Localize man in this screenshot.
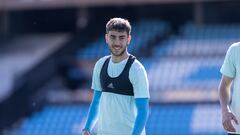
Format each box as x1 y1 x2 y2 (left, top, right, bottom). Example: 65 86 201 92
82 18 150 135
219 42 240 135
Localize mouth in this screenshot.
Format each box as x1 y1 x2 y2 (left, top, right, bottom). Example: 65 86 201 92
113 46 121 50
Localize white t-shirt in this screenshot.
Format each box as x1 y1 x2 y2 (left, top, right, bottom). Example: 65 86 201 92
91 55 150 135
220 42 240 134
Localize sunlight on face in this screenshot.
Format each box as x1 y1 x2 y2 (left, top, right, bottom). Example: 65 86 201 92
106 30 131 57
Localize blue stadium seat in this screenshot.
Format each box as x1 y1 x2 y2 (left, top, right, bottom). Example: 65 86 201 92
10 104 225 135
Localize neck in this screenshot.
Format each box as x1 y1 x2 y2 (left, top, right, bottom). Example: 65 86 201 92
111 52 129 63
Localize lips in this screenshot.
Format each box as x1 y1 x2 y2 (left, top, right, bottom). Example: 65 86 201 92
113 46 121 50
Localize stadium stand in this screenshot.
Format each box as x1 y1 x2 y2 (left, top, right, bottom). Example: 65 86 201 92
0 34 69 102
6 20 237 135
8 104 225 135
148 23 240 102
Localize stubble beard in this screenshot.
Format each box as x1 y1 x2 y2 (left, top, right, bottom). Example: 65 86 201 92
110 47 127 57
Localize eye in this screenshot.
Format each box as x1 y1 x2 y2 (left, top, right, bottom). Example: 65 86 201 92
110 35 116 40
119 36 125 40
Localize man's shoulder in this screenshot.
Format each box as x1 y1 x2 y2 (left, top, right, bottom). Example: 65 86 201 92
131 58 146 71
228 42 240 54
230 42 240 49
95 55 111 66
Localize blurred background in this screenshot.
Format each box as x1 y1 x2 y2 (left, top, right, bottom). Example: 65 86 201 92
0 0 240 135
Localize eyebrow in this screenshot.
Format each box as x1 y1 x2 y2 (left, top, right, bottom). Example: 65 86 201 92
119 35 126 38
109 34 126 38
110 35 116 38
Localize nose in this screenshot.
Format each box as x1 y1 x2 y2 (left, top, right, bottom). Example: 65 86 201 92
114 39 121 45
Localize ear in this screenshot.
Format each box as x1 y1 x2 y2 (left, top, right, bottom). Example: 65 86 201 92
105 34 108 44
127 35 131 44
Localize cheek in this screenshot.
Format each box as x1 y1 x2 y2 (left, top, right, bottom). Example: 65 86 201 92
124 39 129 44
125 40 129 45
107 42 113 48
108 41 113 46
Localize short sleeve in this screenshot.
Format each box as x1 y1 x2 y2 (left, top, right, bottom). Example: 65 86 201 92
220 44 236 78
129 60 150 98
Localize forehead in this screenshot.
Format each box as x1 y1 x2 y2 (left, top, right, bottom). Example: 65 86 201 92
107 30 128 36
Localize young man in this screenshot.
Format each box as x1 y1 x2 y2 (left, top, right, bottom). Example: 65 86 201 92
219 42 240 135
82 18 150 135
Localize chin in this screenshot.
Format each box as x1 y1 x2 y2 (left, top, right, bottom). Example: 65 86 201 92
111 49 125 56
111 51 120 56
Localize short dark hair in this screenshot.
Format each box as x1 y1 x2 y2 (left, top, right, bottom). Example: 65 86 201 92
106 18 131 35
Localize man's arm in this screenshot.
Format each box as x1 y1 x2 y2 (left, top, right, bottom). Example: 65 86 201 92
132 98 149 135
219 75 238 132
82 90 102 134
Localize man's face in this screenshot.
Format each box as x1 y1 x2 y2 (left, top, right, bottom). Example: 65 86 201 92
105 30 131 57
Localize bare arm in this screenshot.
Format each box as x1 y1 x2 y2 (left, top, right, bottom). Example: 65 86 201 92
219 75 233 113
219 75 238 132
